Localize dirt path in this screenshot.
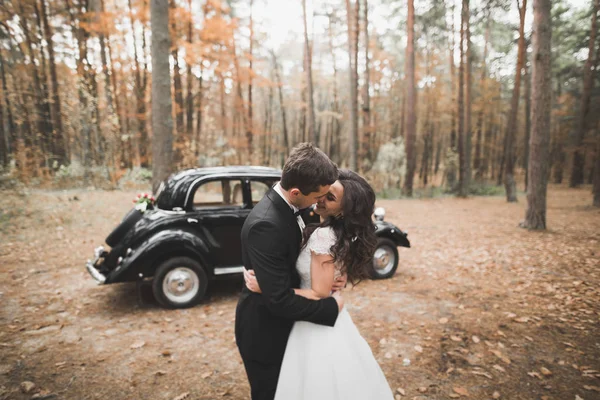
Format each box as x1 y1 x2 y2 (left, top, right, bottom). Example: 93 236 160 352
1 186 599 400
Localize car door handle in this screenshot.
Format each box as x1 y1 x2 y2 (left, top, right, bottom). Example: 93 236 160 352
187 218 198 224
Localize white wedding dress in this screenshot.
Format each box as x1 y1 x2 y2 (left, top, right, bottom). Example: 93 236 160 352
274 227 395 400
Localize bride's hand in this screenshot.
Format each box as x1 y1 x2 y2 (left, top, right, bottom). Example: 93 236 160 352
244 268 262 293
331 273 347 292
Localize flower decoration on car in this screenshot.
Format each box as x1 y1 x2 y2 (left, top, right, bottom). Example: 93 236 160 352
133 192 155 212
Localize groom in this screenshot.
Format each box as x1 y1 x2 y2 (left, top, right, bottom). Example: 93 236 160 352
235 143 345 400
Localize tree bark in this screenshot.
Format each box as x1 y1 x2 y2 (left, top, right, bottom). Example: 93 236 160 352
170 0 184 162
457 0 467 196
361 0 372 168
523 57 532 190
247 0 254 158
465 0 473 191
523 0 551 229
302 0 317 143
40 0 66 166
403 0 416 196
272 51 290 156
474 2 490 182
504 0 527 202
570 0 599 187
151 0 173 193
186 0 194 138
346 0 359 171
129 0 147 167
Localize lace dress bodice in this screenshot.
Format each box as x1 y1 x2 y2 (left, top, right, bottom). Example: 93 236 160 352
295 227 338 289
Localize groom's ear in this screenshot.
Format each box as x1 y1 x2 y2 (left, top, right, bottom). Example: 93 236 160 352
289 188 301 198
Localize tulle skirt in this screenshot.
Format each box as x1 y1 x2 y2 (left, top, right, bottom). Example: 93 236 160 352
274 308 395 400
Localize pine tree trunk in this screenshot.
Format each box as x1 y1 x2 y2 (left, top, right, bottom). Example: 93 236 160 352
403 0 416 196
40 0 66 166
523 0 551 229
474 4 490 181
362 0 372 169
129 0 146 167
0 47 16 161
186 0 194 138
504 0 527 202
302 0 317 144
247 0 254 159
346 0 359 171
195 70 203 159
465 0 473 191
570 0 599 187
170 0 184 162
593 125 600 206
457 0 467 197
523 59 532 190
327 13 341 164
272 51 290 156
151 0 173 193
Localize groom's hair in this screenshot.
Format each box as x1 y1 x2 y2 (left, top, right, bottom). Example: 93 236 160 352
281 143 338 195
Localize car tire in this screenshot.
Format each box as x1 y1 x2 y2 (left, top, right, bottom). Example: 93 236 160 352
369 238 399 280
105 208 143 247
152 257 208 309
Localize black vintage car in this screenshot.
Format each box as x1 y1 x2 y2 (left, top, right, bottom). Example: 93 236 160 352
86 166 410 308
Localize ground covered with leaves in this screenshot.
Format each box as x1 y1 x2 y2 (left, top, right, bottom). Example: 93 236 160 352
0 186 599 400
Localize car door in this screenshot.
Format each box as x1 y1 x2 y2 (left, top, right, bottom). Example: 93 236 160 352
186 178 250 272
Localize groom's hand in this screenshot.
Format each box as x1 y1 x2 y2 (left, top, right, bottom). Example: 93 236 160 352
331 274 347 292
332 291 344 312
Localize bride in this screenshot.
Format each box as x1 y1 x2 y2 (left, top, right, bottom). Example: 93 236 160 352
244 170 394 400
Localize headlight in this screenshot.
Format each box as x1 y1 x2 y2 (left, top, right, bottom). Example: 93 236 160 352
374 207 386 221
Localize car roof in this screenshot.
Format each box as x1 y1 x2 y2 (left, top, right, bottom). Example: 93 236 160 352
170 166 282 180
156 166 282 209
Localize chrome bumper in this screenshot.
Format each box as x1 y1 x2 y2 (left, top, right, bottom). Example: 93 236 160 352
86 246 107 284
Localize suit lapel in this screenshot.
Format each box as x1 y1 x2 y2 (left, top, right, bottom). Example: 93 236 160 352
265 189 302 254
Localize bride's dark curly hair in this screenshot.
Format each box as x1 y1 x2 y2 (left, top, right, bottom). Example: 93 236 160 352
302 169 377 285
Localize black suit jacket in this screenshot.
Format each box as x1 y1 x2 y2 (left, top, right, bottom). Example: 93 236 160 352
235 188 339 363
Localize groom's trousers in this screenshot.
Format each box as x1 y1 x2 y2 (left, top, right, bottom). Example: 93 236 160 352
241 356 282 400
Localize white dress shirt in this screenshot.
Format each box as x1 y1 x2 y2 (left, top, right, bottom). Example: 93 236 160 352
273 183 306 231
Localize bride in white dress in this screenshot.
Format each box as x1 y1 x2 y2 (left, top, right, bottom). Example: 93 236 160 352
245 170 394 400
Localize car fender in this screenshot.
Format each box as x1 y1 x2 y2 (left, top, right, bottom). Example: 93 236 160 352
375 221 411 248
105 229 210 284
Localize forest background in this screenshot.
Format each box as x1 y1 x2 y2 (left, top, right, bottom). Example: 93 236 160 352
0 0 599 220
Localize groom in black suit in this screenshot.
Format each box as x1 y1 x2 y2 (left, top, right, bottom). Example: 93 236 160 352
235 143 344 400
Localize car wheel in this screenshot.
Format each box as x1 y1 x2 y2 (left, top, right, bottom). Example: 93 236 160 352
369 238 399 280
152 257 208 309
105 208 143 247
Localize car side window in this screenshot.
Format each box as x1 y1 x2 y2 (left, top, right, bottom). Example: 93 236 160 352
193 180 244 209
250 180 278 205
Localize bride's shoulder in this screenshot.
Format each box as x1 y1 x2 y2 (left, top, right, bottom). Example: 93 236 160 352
311 226 337 242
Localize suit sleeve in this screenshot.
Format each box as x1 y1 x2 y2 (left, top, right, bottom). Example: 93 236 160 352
247 220 339 327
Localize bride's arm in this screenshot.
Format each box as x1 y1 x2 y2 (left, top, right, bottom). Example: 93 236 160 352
293 251 336 300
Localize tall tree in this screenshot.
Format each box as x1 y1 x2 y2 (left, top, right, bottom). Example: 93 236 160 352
474 2 491 181
504 0 527 202
569 0 599 187
346 0 359 171
403 0 416 196
457 0 467 196
362 0 372 167
40 0 66 166
464 0 472 191
185 0 194 138
271 51 290 157
302 0 316 143
522 0 551 229
151 0 173 193
247 0 254 158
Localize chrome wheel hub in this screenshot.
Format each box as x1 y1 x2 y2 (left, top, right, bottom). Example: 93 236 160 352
373 246 395 275
163 268 199 304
